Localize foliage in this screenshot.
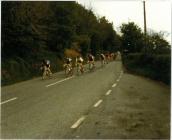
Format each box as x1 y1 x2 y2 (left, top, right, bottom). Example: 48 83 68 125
3 1 170 86
120 22 171 55
120 22 144 53
64 49 80 58
145 33 171 55
2 1 121 85
122 53 171 85
120 22 171 85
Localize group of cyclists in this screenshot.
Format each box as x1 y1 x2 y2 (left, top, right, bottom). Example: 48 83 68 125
40 52 117 79
63 53 96 77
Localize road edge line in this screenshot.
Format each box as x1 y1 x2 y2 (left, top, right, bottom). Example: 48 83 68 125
71 116 86 129
46 76 75 87
94 99 103 107
0 97 18 105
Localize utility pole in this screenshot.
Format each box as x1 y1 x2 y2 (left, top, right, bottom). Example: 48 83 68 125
143 0 147 35
143 0 147 53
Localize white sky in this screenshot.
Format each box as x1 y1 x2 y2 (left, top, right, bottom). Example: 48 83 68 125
76 0 172 44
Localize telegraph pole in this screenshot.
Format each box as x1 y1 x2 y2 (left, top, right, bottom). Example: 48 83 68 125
143 0 147 53
143 0 147 35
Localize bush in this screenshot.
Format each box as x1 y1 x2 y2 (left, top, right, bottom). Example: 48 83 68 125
122 53 171 85
1 51 64 86
2 58 31 85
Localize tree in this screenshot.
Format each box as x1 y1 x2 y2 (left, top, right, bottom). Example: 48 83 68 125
146 32 171 54
1 1 122 85
120 22 144 53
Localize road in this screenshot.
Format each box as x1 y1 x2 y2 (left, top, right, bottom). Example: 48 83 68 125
1 59 170 139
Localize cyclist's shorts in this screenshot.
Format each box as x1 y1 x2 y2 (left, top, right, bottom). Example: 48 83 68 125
66 61 70 64
46 64 50 68
77 60 83 63
89 60 94 63
89 58 93 61
101 55 105 60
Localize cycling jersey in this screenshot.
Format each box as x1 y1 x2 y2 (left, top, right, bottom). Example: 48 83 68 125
100 54 105 60
77 57 83 63
66 58 72 64
88 55 94 61
47 60 50 64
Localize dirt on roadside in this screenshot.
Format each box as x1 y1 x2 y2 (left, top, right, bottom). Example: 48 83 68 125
70 72 170 139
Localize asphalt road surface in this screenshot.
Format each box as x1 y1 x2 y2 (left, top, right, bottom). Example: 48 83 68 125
1 59 170 139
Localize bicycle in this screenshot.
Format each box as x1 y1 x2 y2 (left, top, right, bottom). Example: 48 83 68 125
41 66 52 80
88 61 95 71
65 64 73 77
76 63 84 75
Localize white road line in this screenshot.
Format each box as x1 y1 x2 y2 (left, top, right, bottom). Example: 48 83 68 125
94 99 103 107
120 72 123 77
0 97 17 105
112 83 117 87
116 79 120 82
106 90 112 96
71 116 86 129
46 76 75 87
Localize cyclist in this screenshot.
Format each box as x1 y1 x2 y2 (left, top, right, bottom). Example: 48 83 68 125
64 57 73 76
100 53 105 67
87 53 95 70
105 53 110 64
41 59 52 80
110 53 115 61
75 55 84 74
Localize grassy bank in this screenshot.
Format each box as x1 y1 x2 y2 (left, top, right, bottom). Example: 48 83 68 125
1 51 64 86
122 53 171 85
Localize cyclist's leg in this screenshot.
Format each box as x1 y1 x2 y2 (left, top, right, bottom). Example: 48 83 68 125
79 63 83 73
89 61 93 70
66 64 72 76
76 63 79 74
42 66 47 79
65 65 70 77
101 59 103 67
64 64 67 74
89 62 92 70
48 68 52 77
81 63 84 73
70 64 73 75
93 61 95 68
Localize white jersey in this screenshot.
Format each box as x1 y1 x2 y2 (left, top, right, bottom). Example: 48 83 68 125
76 57 83 63
100 54 105 59
46 60 50 65
69 58 72 62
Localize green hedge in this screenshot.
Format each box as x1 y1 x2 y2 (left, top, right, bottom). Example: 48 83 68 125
1 51 64 86
122 53 171 85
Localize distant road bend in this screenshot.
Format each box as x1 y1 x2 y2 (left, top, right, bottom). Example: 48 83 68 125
1 57 170 139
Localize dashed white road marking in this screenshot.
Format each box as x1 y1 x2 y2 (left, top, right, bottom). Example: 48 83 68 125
0 97 17 105
94 99 103 107
71 116 86 129
116 79 120 82
112 83 117 87
106 90 112 95
46 76 75 87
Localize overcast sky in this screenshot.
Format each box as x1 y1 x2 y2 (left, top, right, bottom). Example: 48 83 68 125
76 0 171 44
